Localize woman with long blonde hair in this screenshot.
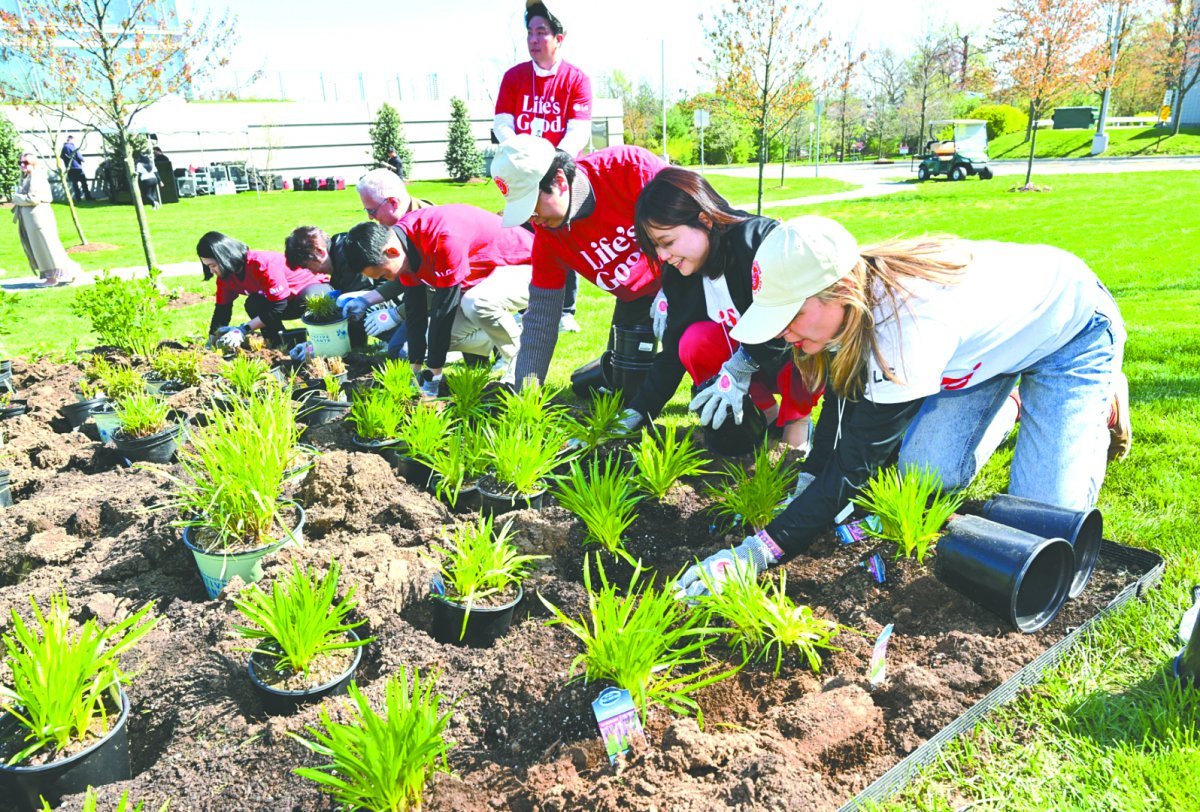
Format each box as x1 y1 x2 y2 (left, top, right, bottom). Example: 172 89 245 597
676 215 1127 599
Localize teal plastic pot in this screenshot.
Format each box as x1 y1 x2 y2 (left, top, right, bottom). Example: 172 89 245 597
181 502 306 599
301 315 350 358
90 403 122 443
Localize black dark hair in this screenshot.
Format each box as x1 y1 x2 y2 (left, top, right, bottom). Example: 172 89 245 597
196 231 248 280
525 3 564 36
285 225 329 269
538 149 576 194
342 221 393 275
634 167 750 280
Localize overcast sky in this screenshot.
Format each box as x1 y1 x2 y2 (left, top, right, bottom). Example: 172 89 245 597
179 0 1002 97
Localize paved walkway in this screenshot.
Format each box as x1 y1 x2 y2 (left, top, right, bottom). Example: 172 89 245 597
1 261 197 292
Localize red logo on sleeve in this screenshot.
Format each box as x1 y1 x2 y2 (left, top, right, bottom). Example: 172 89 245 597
494 177 509 196
751 260 762 294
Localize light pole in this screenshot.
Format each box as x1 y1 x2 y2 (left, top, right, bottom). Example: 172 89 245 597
694 109 709 173
1092 4 1124 156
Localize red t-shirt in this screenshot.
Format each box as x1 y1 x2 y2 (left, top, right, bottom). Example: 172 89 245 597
395 204 533 290
214 249 329 305
495 60 592 150
531 146 666 302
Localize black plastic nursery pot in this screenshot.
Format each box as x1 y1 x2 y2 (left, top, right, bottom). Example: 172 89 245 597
279 327 309 351
695 388 768 457
980 494 1102 600
247 630 364 716
610 355 653 405
427 474 481 512
296 392 350 427
112 417 187 464
0 399 29 420
570 352 613 399
60 396 110 430
431 584 524 647
478 483 546 518
611 323 658 359
0 361 13 393
935 514 1073 633
0 469 11 508
392 453 434 489
350 433 407 466
0 687 131 811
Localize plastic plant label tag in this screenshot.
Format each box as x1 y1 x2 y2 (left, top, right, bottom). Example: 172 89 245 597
859 553 886 584
429 574 446 597
836 514 881 545
592 687 645 764
868 623 894 686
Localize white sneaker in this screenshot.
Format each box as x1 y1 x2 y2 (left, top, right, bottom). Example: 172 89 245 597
559 314 581 333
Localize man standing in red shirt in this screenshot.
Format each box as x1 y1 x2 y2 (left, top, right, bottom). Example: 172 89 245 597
490 134 669 428
340 205 533 394
494 0 592 334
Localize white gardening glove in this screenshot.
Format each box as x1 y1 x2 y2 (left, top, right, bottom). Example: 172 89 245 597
364 307 401 337
216 324 250 350
617 408 643 434
339 296 370 320
289 341 315 362
674 530 784 601
650 290 669 341
689 348 757 430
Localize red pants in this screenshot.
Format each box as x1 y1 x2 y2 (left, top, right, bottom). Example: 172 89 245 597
678 321 822 425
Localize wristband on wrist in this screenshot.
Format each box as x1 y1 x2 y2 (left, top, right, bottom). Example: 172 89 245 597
754 528 784 562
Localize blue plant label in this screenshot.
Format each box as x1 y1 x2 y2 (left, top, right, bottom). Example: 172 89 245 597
859 553 886 584
837 514 881 545
869 623 894 687
592 687 644 764
429 574 446 597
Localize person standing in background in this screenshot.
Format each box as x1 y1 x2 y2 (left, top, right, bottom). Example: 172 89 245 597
59 136 93 201
385 148 405 179
12 153 80 286
494 0 593 334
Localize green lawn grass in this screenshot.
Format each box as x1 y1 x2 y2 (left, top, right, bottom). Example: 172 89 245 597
2 170 1198 809
705 173 857 206
989 125 1200 160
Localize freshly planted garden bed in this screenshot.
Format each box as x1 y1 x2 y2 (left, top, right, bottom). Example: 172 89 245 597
0 355 1161 811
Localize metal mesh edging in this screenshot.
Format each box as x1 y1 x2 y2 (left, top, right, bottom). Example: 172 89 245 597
837 540 1166 811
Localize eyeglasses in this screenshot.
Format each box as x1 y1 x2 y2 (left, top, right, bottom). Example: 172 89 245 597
19 160 31 166
363 198 388 218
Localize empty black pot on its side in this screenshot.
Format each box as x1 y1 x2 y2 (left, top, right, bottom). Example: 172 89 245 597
693 381 767 457
296 392 351 427
248 630 363 716
431 584 523 647
0 688 131 811
980 494 1102 599
60 396 110 430
0 469 11 508
936 514 1073 634
0 399 29 420
570 352 613 399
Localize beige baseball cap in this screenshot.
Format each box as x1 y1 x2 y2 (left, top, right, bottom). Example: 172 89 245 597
729 215 861 345
491 134 557 228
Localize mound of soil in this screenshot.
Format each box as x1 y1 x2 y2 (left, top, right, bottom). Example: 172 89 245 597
0 356 1145 811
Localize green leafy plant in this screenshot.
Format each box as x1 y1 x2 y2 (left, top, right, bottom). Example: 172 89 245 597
232 559 373 680
167 385 305 552
322 374 344 401
115 391 172 438
399 400 454 461
303 293 342 325
219 355 273 398
552 453 642 565
444 364 494 421
630 427 708 499
70 269 167 357
348 386 403 441
41 786 170 812
540 556 735 722
496 378 566 433
422 423 487 509
291 669 452 812
0 592 157 764
485 420 568 497
150 348 203 387
852 463 966 563
373 358 418 403
697 566 842 675
707 444 797 532
429 515 544 639
97 364 145 401
567 389 628 451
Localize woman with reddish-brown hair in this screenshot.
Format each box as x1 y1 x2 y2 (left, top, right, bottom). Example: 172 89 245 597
631 167 821 450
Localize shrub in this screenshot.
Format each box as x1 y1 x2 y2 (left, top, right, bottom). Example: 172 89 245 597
70 269 167 357
444 97 483 182
0 110 22 202
972 103 1029 141
369 102 413 178
706 444 797 532
852 464 965 563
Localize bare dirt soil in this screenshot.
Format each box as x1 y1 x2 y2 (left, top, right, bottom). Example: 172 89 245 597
0 355 1143 811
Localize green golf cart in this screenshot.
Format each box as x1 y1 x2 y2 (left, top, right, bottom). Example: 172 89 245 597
915 119 993 181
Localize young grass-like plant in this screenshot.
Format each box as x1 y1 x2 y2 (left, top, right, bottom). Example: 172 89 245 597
219 355 272 398
496 378 566 433
150 348 203 387
444 364 494 421
0 592 157 764
485 420 568 497
115 391 172 438
98 364 145 401
540 556 735 722
233 559 373 679
348 387 403 441
291 670 453 812
423 423 487 509
41 787 169 812
303 293 342 324
430 515 544 639
322 374 344 401
552 453 642 565
400 400 455 461
567 389 628 451
853 463 966 563
630 427 708 499
707 444 797 531
373 358 418 403
697 566 842 675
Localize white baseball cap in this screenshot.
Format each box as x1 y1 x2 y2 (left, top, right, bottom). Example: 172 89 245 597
729 216 861 345
491 134 557 227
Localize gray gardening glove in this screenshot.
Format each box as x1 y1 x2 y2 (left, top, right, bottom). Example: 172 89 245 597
674 530 784 601
364 307 401 337
617 408 644 434
216 324 250 350
650 290 669 341
289 342 315 363
338 295 371 320
689 348 757 430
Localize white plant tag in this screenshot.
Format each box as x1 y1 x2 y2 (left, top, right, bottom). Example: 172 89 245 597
868 623 894 687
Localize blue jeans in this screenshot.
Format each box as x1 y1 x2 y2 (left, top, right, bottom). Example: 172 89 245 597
899 299 1124 511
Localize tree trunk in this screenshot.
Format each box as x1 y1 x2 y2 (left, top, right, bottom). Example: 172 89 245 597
756 124 766 215
1025 99 1035 143
120 133 157 271
1024 103 1039 186
1173 73 1185 137
780 135 786 186
50 149 88 246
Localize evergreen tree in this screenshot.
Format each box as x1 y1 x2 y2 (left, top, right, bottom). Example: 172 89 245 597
0 110 24 201
369 103 412 177
444 97 483 182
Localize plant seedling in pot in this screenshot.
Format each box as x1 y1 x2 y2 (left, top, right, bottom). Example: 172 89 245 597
399 400 455 461
853 463 965 563
706 444 797 532
150 348 204 387
567 389 628 452
0 591 157 764
219 356 273 399
321 375 345 403
348 386 404 441
444 364 494 422
696 564 843 675
97 365 145 402
422 423 487 509
496 378 567 433
540 555 736 722
428 515 545 640
630 426 708 499
373 358 419 404
40 787 169 812
114 392 172 439
552 452 642 565
483 420 569 499
232 559 373 686
290 668 453 812
303 294 343 325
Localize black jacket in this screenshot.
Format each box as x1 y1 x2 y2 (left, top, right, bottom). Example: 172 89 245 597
327 232 378 294
629 215 791 417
